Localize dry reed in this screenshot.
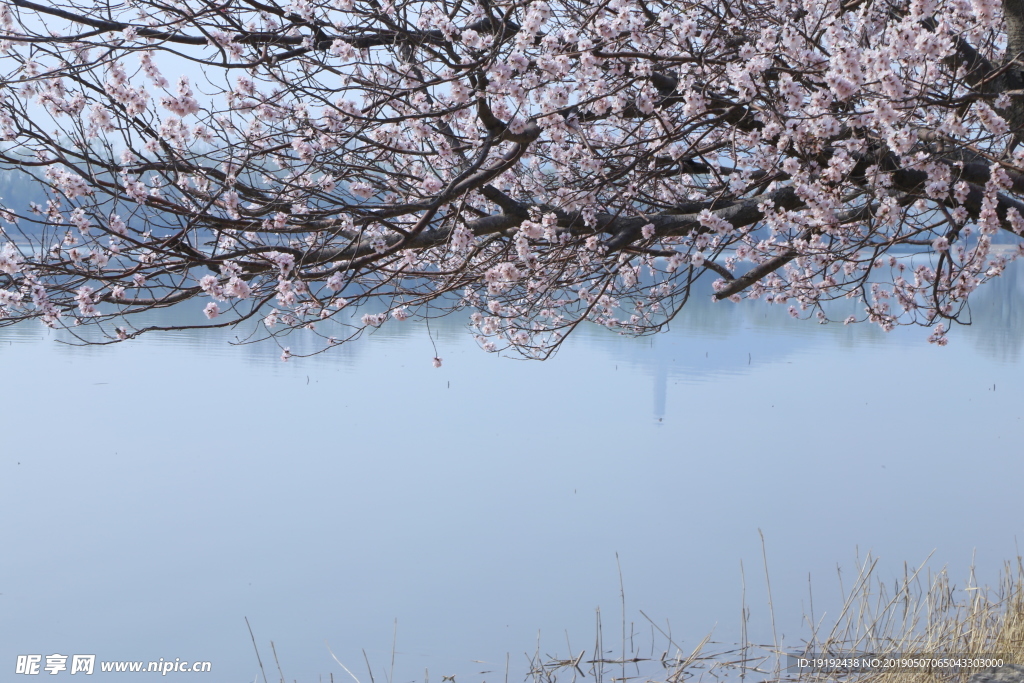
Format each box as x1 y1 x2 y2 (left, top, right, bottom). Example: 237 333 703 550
528 556 1024 683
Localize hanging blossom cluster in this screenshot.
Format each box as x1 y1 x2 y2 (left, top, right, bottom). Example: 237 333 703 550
0 0 1023 358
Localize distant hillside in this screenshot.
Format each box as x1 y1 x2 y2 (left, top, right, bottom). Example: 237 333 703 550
0 167 47 212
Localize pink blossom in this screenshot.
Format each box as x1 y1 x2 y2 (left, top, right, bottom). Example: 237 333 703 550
122 174 148 204
225 277 251 299
330 39 357 60
420 177 444 194
0 242 22 274
326 272 345 291
927 323 948 345
349 182 374 200
45 168 91 198
199 274 226 300
75 286 99 317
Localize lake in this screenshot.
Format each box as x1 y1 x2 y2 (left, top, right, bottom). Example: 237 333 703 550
1 264 1022 681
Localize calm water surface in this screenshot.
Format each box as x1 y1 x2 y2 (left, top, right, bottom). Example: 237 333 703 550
1 269 1023 681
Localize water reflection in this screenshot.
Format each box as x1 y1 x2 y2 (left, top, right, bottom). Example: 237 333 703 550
596 261 1024 418
15 258 1024 388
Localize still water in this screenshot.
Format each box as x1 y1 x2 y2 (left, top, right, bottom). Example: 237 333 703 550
1 268 1023 681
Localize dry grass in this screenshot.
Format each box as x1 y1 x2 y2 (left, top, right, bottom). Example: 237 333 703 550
785 556 1024 683
526 556 1024 683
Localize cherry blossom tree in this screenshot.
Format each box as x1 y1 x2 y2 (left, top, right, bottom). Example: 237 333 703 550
1 0 1023 358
